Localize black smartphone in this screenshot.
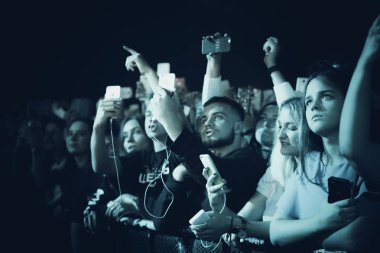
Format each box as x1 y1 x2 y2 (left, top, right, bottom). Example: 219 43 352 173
327 176 352 203
201 34 231 55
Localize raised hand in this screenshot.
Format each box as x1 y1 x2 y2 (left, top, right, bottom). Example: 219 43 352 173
150 87 183 130
93 98 122 128
359 14 380 66
263 36 280 68
123 45 152 74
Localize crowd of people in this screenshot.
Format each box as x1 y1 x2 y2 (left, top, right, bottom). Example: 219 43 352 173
4 13 380 253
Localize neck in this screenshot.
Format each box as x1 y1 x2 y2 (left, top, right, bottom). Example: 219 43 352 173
74 153 90 169
152 136 167 152
321 131 344 166
211 136 241 158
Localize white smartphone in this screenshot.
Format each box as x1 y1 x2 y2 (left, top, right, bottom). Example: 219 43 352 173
158 73 176 92
199 154 224 185
189 209 210 225
296 77 308 94
157 62 170 76
105 86 133 99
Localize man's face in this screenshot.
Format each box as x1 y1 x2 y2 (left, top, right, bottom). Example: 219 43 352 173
144 101 167 140
199 102 240 148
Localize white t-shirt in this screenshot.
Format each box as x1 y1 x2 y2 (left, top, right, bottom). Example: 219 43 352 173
256 166 286 221
275 152 367 219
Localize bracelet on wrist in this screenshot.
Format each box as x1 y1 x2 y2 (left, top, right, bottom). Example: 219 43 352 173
267 66 280 74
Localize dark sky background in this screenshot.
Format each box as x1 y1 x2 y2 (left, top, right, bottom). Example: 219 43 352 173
6 0 380 104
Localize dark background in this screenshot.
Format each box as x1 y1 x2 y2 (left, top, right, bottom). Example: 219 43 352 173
5 0 380 103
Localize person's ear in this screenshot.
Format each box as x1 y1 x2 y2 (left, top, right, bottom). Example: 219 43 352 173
234 121 243 134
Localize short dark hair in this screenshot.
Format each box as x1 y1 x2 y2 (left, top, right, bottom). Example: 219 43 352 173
203 96 245 121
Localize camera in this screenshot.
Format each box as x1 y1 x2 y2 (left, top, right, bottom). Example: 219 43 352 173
201 34 231 55
327 176 352 203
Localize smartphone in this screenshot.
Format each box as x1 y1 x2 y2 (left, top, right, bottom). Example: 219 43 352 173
189 209 210 225
199 154 224 185
158 73 176 92
328 176 352 203
105 86 133 99
201 34 231 55
296 77 308 94
157 62 170 76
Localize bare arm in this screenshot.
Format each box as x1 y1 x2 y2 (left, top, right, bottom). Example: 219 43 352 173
340 15 380 184
123 46 159 94
263 37 296 105
201 33 230 105
91 99 122 175
270 199 356 247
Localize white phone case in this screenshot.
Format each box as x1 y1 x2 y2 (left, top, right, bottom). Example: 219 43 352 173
105 86 121 99
199 154 223 184
189 209 210 225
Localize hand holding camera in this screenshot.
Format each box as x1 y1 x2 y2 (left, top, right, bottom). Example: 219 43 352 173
202 32 231 55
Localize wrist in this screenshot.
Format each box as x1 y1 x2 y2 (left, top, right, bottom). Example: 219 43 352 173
93 123 106 133
267 65 280 75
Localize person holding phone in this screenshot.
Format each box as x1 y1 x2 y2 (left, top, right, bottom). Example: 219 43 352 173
190 96 316 247
268 51 379 253
150 93 266 235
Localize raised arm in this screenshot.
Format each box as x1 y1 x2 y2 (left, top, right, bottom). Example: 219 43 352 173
263 37 287 85
201 33 230 105
339 14 380 185
91 98 122 174
263 37 296 105
123 46 159 94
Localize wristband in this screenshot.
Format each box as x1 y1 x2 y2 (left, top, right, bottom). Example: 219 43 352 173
267 66 280 74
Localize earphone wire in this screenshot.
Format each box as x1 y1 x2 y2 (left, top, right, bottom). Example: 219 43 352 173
110 118 123 205
143 130 174 219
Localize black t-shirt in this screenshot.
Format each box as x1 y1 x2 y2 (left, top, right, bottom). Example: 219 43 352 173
119 149 181 219
169 128 267 213
153 129 267 235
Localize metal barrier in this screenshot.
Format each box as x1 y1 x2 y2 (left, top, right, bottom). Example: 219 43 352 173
111 223 245 253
